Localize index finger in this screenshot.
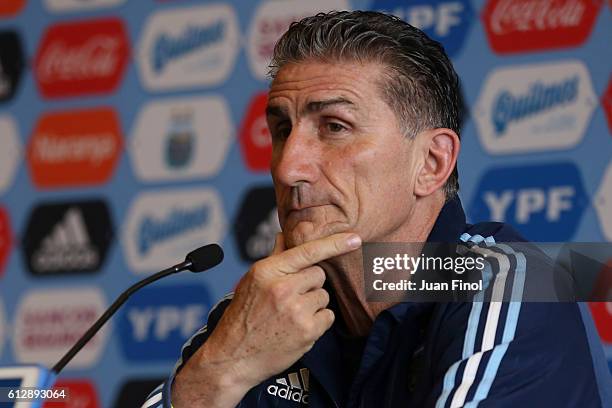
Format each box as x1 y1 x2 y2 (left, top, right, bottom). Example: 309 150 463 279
271 233 361 274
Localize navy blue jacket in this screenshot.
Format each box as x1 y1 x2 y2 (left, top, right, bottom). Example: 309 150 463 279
142 197 612 407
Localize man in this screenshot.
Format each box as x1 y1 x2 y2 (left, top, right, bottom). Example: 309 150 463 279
143 11 611 408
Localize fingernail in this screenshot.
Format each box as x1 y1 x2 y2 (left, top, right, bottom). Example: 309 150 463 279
346 234 362 249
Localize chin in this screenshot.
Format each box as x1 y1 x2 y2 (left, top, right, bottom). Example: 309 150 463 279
283 222 347 248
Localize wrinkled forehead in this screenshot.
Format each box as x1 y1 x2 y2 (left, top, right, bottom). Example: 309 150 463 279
266 60 390 115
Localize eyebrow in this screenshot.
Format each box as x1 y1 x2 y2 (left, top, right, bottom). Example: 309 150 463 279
266 97 355 118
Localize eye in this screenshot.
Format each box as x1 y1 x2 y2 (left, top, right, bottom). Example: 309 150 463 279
272 122 292 141
327 122 346 133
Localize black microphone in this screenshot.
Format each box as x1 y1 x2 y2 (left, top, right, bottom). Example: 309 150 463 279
52 244 224 374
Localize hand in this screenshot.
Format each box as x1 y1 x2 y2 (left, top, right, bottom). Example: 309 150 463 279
172 232 361 407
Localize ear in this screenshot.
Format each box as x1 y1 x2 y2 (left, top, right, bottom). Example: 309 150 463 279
414 128 460 197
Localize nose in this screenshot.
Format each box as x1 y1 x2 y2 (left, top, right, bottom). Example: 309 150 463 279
271 126 319 187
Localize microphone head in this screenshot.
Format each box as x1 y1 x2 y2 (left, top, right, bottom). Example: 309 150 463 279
185 244 224 272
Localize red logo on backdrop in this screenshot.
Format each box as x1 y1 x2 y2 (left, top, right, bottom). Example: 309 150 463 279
43 380 100 408
34 18 129 98
240 91 272 172
603 76 612 135
482 0 603 54
589 260 612 344
27 108 123 189
0 207 12 278
0 0 25 17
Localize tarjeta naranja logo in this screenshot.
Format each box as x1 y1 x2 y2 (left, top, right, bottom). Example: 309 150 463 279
27 108 123 189
118 284 212 361
469 162 588 241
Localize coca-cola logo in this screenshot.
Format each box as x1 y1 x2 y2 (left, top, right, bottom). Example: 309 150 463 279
240 91 272 172
482 0 603 53
27 108 123 189
34 18 129 98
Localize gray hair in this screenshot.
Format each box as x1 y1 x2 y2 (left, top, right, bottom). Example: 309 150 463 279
269 10 463 199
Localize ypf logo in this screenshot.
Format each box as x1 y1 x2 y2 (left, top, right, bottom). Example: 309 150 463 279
240 92 271 171
22 199 114 276
603 76 612 135
34 17 129 98
373 0 474 57
0 207 13 278
130 96 232 182
0 115 21 194
27 108 123 189
123 188 226 273
137 4 239 91
469 162 588 241
13 288 108 368
474 60 596 154
482 0 603 54
0 0 25 17
234 186 280 263
118 284 211 361
0 30 25 103
43 379 100 408
44 0 126 13
247 0 350 80
595 161 612 241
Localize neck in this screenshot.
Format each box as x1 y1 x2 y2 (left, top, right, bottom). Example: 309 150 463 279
323 195 444 336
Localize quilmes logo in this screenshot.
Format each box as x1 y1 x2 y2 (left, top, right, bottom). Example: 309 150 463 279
474 60 596 154
0 207 13 278
44 0 126 13
123 188 226 273
267 368 310 405
13 288 108 368
0 30 25 103
34 17 129 98
0 115 21 194
130 96 232 182
44 380 100 408
240 91 272 172
469 162 588 241
247 0 350 80
118 284 211 361
22 200 114 276
234 186 280 263
482 0 603 54
595 161 612 241
373 0 474 57
137 4 239 91
27 108 123 189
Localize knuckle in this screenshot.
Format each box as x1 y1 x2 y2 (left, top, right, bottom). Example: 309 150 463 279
269 281 290 304
300 244 317 264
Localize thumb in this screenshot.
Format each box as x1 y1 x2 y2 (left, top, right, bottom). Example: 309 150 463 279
271 232 285 255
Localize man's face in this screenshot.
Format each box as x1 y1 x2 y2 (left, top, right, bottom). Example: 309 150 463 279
267 60 423 248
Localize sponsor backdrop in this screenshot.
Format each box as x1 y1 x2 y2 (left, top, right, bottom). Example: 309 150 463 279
0 0 610 406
